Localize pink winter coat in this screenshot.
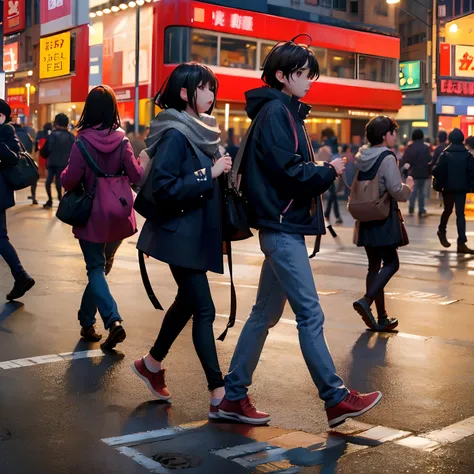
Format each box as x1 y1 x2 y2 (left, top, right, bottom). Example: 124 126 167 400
61 127 144 243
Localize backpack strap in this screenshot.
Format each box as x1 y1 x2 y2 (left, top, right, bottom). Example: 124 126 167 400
76 139 107 178
357 150 396 181
138 250 163 311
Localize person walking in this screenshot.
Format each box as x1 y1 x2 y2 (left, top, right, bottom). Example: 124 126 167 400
132 63 232 416
41 113 75 209
352 117 414 331
0 99 35 300
401 129 432 216
61 85 144 348
432 131 448 167
319 128 343 224
218 38 382 428
434 129 474 254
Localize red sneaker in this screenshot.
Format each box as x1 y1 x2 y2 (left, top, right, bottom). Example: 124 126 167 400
131 358 171 401
326 390 382 428
208 404 221 420
218 396 271 425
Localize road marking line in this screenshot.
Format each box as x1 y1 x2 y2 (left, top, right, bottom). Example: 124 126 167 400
117 446 169 473
0 349 104 371
395 436 440 452
102 427 186 447
423 416 474 444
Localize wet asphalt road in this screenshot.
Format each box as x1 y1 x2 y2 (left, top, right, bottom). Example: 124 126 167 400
1 187 474 474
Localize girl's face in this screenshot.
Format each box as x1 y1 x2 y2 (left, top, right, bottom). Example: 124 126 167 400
0 113 6 125
277 61 314 99
181 82 215 115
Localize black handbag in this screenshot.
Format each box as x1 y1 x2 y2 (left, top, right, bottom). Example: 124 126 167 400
3 142 39 191
56 139 100 227
224 175 253 241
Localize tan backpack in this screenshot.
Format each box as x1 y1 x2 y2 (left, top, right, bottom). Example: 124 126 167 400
348 150 393 222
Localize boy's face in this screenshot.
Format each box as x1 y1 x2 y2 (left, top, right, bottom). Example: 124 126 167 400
384 130 397 148
276 61 313 98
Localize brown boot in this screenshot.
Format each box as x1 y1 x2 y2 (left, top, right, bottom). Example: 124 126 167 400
80 325 102 342
457 243 474 254
101 321 126 350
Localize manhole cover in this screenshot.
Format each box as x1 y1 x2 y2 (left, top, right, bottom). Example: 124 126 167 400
152 452 201 469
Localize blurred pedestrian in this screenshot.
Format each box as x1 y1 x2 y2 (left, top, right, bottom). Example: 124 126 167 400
219 39 381 429
352 116 413 331
127 125 147 158
432 131 448 167
401 129 432 216
433 129 474 254
226 127 239 161
132 63 231 416
61 85 144 348
41 114 75 209
319 128 343 224
466 136 474 153
0 99 35 301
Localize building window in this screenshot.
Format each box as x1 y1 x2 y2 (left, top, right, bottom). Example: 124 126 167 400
327 50 356 79
333 0 347 10
358 55 397 84
220 37 257 69
374 1 389 16
319 0 332 7
260 42 275 68
26 0 32 28
190 31 218 65
34 0 41 25
164 27 189 64
350 1 359 15
311 47 328 76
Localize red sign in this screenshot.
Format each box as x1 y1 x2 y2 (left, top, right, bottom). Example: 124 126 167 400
4 0 26 34
41 0 72 24
3 43 19 72
439 43 452 77
440 79 474 97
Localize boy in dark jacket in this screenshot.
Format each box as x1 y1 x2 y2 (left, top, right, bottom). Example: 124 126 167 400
0 99 35 300
219 38 382 428
41 113 75 208
401 129 432 216
434 129 474 253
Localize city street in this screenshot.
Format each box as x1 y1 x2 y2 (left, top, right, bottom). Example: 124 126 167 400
1 186 474 474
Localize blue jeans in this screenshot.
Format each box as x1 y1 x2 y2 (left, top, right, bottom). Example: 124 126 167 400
409 179 429 214
0 209 26 279
225 230 349 408
78 240 123 330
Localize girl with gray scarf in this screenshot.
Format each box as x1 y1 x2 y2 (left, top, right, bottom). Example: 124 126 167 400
132 63 232 418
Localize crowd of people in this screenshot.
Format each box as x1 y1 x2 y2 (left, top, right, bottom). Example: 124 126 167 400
1 37 474 430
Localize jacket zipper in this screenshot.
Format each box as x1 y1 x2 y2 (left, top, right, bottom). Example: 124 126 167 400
280 199 294 223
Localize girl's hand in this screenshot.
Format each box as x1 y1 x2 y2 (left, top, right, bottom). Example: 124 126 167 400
211 155 233 178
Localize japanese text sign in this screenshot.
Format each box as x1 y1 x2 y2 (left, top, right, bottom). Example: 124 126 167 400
4 0 26 35
4 43 19 72
40 32 71 79
455 45 474 79
41 0 72 25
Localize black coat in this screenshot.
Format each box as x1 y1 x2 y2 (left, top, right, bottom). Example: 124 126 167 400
432 143 474 193
241 88 336 236
401 140 432 179
137 129 224 274
432 143 448 168
41 129 75 169
0 123 20 210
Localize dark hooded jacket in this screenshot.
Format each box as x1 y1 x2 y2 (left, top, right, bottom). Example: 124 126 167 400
41 127 76 169
241 88 336 235
433 129 474 193
401 139 432 179
0 123 20 210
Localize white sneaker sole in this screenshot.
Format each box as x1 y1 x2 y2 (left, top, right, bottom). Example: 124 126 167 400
218 410 271 425
328 392 382 428
131 363 172 402
208 411 221 420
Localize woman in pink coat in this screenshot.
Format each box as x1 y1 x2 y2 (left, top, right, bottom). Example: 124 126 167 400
61 85 143 349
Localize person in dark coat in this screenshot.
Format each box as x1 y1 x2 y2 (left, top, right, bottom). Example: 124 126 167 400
401 129 432 216
132 63 232 417
41 113 75 208
0 99 35 301
218 38 382 429
432 130 448 167
433 128 474 254
352 116 413 332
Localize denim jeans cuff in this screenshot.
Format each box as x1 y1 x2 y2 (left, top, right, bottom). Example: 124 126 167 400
324 388 350 409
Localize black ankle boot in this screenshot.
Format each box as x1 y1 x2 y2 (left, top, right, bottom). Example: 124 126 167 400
7 276 35 301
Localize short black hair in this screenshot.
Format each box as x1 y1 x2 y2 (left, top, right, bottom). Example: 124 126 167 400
465 136 474 150
77 85 121 133
261 38 319 90
321 128 335 140
155 62 218 115
55 113 69 128
412 129 424 141
438 131 448 143
365 116 399 146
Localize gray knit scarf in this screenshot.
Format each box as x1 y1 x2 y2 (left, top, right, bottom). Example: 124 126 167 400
145 109 222 158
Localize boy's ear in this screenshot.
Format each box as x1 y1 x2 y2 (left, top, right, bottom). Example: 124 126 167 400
275 70 286 85
180 87 188 103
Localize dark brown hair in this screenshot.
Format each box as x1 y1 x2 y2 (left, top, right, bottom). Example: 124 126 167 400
77 85 121 133
366 116 399 146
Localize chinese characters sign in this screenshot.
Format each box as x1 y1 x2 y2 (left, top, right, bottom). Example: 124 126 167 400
455 45 474 78
440 79 474 97
40 32 71 79
4 0 26 35
193 4 256 33
4 43 19 72
41 0 72 25
399 61 421 91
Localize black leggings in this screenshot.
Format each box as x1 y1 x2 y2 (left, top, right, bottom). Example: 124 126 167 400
149 265 224 391
46 167 63 201
364 246 400 319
